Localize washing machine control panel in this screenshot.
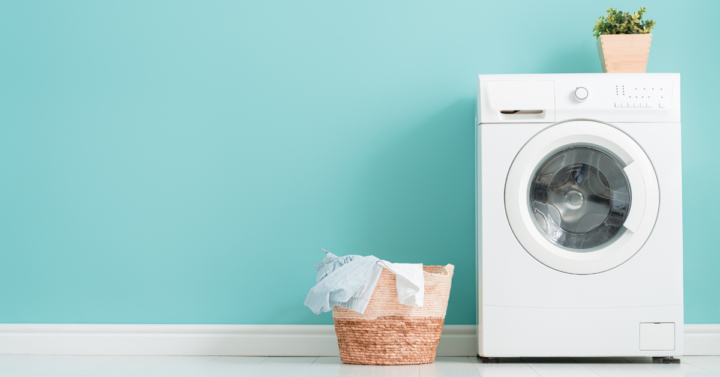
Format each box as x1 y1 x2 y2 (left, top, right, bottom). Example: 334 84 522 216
477 74 680 123
554 76 679 122
611 81 673 109
554 77 678 122
560 79 674 111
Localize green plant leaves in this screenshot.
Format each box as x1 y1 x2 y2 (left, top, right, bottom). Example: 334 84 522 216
592 7 655 38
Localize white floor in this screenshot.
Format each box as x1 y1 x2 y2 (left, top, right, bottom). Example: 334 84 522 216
0 355 719 377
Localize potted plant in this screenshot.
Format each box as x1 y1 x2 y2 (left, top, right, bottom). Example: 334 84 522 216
594 7 656 73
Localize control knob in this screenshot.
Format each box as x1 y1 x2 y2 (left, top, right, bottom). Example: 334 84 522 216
574 87 589 102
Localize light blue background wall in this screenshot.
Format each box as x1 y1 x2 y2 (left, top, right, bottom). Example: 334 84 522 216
0 1 718 325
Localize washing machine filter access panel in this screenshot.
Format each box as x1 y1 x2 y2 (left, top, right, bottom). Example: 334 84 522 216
640 323 676 351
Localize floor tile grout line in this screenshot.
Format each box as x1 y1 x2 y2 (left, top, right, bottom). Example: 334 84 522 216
298 356 322 377
679 357 709 369
624 359 668 377
682 361 720 376
585 358 666 377
297 356 319 377
522 360 545 377
525 361 543 377
578 362 604 377
463 356 482 376
468 357 483 375
237 356 269 376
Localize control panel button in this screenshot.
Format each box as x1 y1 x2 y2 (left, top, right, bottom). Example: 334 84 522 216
574 87 589 102
659 103 665 108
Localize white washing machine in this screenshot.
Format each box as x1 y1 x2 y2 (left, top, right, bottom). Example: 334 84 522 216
476 73 683 359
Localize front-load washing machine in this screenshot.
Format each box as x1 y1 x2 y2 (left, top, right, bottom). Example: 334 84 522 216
476 74 682 359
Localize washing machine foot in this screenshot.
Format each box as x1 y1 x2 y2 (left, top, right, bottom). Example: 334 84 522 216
477 355 500 363
653 357 680 364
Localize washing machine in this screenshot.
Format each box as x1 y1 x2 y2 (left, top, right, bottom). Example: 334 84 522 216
475 73 683 359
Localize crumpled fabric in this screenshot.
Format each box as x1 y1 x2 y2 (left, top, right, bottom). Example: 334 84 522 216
377 260 424 307
304 249 425 315
304 250 380 314
314 250 357 283
338 262 383 314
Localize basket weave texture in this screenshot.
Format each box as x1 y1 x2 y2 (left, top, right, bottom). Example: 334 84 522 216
332 264 454 365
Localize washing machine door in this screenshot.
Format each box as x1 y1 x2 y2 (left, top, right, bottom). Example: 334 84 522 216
505 120 659 274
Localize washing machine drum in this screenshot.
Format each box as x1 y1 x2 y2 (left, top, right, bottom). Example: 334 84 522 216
530 146 631 250
505 121 659 274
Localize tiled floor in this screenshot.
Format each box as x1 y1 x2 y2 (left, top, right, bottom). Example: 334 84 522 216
0 355 718 376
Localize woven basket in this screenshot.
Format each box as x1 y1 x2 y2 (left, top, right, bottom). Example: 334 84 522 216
332 264 454 365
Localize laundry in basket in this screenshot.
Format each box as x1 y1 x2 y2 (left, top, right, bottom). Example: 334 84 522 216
304 250 454 365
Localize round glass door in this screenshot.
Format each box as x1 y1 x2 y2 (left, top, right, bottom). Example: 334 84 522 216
529 146 631 251
504 121 659 275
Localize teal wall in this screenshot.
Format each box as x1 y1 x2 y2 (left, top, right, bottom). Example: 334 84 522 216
0 1 718 325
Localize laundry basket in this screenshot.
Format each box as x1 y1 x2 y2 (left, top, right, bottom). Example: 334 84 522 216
332 264 454 365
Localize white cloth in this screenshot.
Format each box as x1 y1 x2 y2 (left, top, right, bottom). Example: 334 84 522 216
377 260 424 307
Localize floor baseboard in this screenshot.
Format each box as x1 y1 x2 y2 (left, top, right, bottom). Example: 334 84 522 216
0 324 716 356
684 324 720 356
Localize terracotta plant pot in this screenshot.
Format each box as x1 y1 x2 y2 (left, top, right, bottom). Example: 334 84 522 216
596 34 652 73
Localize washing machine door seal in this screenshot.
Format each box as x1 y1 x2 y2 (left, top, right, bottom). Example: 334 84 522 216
505 120 659 274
